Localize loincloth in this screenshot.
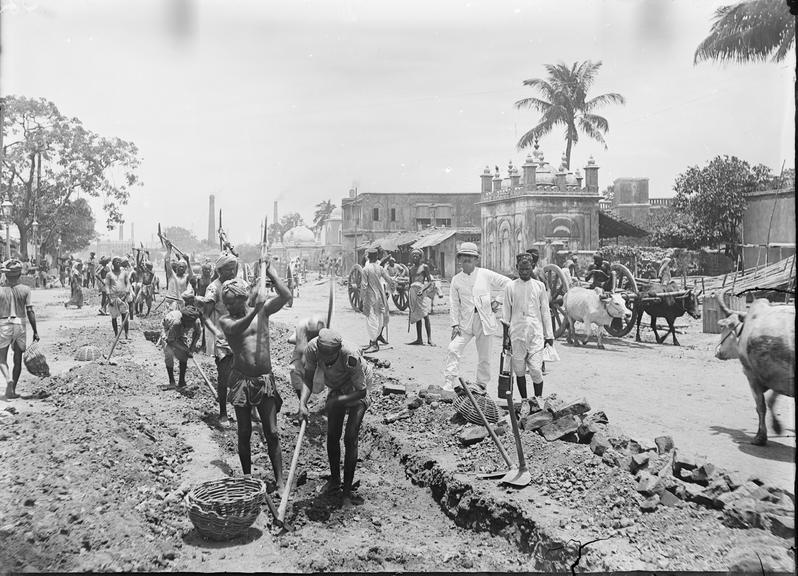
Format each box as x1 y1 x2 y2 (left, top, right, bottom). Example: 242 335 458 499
227 368 282 410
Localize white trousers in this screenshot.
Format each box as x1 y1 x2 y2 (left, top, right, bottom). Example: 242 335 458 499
444 313 492 388
366 308 384 341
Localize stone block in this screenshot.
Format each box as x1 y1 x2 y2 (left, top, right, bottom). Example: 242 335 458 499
722 471 746 491
689 462 717 486
552 398 591 419
588 410 609 425
761 514 795 539
660 490 681 507
601 449 620 467
561 432 579 443
630 452 651 474
590 433 611 457
540 416 579 442
520 411 552 431
714 491 739 510
406 397 423 410
382 382 406 395
543 395 565 414
629 438 657 454
654 436 674 454
527 397 544 412
636 472 664 496
424 393 441 404
607 434 629 452
459 425 489 446
671 450 698 474
686 486 716 508
723 497 759 528
640 494 660 512
439 390 457 404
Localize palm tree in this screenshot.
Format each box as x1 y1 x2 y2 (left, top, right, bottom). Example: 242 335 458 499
312 199 336 231
694 0 795 64
515 61 625 169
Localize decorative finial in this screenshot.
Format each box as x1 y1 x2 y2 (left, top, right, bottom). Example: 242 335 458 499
533 137 539 151
587 155 596 166
483 166 491 175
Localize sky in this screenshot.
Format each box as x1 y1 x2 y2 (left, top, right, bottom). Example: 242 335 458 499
2 0 795 244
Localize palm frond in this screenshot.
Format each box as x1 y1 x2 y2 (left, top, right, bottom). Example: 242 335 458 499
578 118 608 148
694 0 796 64
584 92 626 112
514 96 552 112
579 113 610 134
520 78 558 99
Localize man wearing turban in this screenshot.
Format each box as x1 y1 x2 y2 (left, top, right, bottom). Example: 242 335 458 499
218 259 292 486
195 251 240 428
104 256 132 339
160 305 202 388
163 239 194 311
299 328 372 506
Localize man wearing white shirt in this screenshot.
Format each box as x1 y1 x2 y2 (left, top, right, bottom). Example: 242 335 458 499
444 242 510 392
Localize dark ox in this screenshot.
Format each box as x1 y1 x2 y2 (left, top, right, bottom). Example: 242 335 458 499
634 286 701 345
715 293 795 446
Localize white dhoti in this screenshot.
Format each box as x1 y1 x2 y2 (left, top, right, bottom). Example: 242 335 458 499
366 307 384 341
444 312 493 390
511 335 544 383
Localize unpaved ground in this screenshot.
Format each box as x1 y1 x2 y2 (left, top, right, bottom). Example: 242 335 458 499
0 285 794 573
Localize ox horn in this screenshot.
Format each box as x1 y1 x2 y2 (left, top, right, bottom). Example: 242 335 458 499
716 291 733 317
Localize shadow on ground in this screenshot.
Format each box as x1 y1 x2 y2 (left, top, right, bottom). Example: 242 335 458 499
709 425 796 464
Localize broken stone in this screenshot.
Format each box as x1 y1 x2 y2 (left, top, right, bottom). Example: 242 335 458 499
543 395 565 414
406 397 423 410
560 432 580 443
747 474 765 486
761 514 795 539
683 484 714 507
424 393 441 404
607 433 629 451
587 410 609 425
653 436 674 454
722 471 745 491
382 382 406 395
439 390 457 404
601 449 620 467
636 472 664 496
459 425 489 446
671 450 698 475
520 411 552 431
590 433 611 456
714 491 739 510
630 452 651 474
526 397 544 413
659 490 681 507
552 398 591 419
689 462 716 486
640 494 660 512
540 416 579 442
629 438 657 454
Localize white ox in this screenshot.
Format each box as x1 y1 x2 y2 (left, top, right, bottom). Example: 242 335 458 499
715 293 795 446
563 287 632 349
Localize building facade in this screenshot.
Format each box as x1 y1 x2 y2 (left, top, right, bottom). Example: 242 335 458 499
340 191 480 270
741 187 795 266
478 146 601 276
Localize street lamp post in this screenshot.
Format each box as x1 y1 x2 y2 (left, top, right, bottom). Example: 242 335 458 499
32 219 39 265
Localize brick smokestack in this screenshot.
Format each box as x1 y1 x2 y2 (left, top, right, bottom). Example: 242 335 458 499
208 194 215 244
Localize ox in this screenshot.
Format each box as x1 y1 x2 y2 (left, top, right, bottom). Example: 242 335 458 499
563 287 632 349
715 293 795 446
634 286 701 345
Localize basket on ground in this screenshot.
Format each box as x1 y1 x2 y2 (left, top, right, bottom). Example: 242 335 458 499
185 477 267 541
454 393 500 425
75 345 102 361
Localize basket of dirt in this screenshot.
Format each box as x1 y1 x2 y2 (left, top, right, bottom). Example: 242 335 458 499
23 342 50 377
185 477 266 541
143 330 161 344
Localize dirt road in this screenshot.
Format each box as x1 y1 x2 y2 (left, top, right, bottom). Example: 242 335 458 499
0 284 793 573
279 277 795 493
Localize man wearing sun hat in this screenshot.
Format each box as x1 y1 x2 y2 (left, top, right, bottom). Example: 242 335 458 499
444 241 510 392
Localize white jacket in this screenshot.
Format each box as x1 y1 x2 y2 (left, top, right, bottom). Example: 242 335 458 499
449 267 510 336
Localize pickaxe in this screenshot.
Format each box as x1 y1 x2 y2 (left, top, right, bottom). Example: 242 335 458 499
157 223 188 260
217 210 240 257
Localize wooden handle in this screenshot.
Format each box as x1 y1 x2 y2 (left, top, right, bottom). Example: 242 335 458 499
277 419 306 522
190 357 218 399
459 378 512 467
105 313 128 361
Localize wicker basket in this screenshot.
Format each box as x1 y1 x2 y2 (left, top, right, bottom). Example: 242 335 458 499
185 477 266 541
454 393 500 425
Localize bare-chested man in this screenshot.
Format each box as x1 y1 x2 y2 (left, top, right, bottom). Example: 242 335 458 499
163 240 194 311
407 248 436 346
219 261 291 484
105 257 131 339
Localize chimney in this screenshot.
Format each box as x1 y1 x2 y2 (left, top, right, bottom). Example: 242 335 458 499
208 194 216 243
522 153 537 191
584 156 599 194
480 166 492 194
118 223 123 241
492 167 502 193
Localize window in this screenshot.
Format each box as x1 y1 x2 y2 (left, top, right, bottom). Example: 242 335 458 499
416 218 432 229
435 218 451 227
373 207 380 221
390 208 396 222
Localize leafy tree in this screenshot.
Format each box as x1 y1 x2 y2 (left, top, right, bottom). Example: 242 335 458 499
162 225 202 252
266 212 306 245
515 61 625 169
601 185 615 204
39 197 97 257
312 199 336 231
0 95 141 259
694 0 795 65
649 212 704 250
672 155 772 260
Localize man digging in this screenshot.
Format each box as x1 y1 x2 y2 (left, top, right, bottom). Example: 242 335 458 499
105 257 131 340
299 328 371 506
0 260 40 400
219 265 291 488
160 306 202 389
288 314 326 422
163 239 194 311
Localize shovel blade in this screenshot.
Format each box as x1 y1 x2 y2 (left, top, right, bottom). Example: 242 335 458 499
478 469 511 479
499 467 532 487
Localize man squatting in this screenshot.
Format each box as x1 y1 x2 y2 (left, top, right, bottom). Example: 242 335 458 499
219 260 292 488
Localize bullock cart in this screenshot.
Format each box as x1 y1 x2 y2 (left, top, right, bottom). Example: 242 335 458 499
543 263 640 338
347 263 411 312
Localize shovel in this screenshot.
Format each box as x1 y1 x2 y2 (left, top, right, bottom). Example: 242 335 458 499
276 418 306 532
499 371 532 488
100 312 128 365
458 377 515 479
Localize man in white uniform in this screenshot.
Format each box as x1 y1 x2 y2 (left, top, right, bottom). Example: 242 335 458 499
443 242 510 392
502 253 554 400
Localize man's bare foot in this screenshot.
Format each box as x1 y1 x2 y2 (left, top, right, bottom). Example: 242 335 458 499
321 479 341 494
427 341 436 347
341 489 364 506
219 415 233 428
406 340 423 346
4 388 19 400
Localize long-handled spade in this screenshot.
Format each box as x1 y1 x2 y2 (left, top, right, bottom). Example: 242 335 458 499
458 377 515 480
100 313 129 365
499 366 532 488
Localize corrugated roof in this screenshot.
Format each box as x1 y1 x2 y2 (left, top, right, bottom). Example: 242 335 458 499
411 229 458 249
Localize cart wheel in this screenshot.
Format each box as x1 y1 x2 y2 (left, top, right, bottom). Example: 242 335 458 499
605 263 639 337
392 290 409 311
348 265 363 312
543 264 570 339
